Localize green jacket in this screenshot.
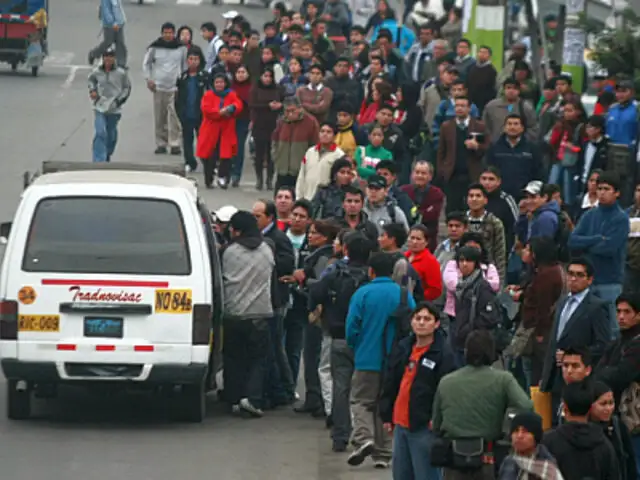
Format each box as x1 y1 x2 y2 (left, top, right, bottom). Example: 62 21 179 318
432 365 533 440
355 144 393 179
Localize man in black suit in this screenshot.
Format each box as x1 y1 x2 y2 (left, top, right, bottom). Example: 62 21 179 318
252 199 296 407
540 257 611 424
577 115 609 196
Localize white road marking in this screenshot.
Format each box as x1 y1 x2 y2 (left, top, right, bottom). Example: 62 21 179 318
177 0 203 4
62 66 79 89
44 51 75 66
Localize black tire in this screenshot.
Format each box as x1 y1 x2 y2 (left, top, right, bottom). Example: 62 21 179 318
31 66 38 77
7 380 31 420
175 383 205 423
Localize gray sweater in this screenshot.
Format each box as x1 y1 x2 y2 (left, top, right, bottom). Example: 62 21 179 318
142 40 187 92
88 65 131 114
222 237 275 319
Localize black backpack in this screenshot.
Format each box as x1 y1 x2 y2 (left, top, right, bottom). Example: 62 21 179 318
328 263 369 320
554 211 572 263
469 280 513 353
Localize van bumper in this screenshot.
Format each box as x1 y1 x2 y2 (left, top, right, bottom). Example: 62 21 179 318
1 359 208 385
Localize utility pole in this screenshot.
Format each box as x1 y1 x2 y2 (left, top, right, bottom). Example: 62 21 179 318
561 0 587 92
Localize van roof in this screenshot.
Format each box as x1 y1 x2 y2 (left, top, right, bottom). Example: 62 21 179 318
30 170 198 199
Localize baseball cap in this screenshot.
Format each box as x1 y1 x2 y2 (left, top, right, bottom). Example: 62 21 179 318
523 181 543 196
214 205 238 222
367 174 387 189
616 79 634 90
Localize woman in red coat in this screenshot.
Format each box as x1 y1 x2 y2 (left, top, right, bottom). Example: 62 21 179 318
196 73 243 189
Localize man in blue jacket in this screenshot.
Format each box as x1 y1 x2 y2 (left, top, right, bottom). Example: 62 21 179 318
516 181 560 243
568 171 630 339
89 0 128 68
346 252 416 469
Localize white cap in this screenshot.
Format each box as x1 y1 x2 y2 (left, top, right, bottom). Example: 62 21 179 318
214 205 238 222
222 10 239 19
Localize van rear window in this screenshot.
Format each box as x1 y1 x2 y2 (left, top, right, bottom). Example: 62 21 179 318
22 197 191 275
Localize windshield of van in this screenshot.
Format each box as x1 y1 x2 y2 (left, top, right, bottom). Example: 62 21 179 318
22 197 191 275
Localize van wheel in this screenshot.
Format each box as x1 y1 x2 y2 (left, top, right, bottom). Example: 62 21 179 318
7 380 31 420
175 383 205 423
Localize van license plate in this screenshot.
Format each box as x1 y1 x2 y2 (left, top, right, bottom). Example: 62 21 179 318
19 315 60 332
84 317 123 339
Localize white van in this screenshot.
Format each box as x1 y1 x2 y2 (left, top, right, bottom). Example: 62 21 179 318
0 162 224 422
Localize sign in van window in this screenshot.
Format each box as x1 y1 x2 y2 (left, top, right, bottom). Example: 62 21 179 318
22 197 191 275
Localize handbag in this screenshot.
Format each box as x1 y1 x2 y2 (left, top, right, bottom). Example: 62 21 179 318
451 438 484 469
429 437 453 467
560 123 583 168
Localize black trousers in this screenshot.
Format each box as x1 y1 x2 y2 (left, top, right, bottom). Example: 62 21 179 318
253 136 273 185
222 316 269 407
444 174 471 214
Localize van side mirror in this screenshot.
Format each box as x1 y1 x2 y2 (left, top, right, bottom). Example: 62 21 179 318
0 222 12 244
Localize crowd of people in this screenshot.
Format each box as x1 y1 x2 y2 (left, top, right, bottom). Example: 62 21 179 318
85 0 640 478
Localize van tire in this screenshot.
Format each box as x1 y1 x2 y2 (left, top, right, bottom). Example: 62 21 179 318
7 380 31 420
176 383 205 423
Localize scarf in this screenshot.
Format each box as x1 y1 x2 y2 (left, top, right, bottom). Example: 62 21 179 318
148 37 183 49
513 454 564 480
455 268 481 302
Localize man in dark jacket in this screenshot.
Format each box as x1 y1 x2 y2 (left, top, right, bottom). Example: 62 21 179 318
542 381 620 480
325 57 362 121
577 115 610 197
516 181 561 243
480 166 519 253
379 302 456 478
252 199 296 406
333 185 379 245
486 113 544 202
308 233 373 452
175 47 209 172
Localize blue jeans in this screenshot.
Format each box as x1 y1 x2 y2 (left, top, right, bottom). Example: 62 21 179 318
593 283 623 340
92 111 121 162
283 302 306 383
392 426 441 480
632 435 640 477
181 117 199 170
264 314 295 404
548 163 576 206
231 119 250 182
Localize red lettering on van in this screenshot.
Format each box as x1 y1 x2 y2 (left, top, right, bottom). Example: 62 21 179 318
68 286 143 303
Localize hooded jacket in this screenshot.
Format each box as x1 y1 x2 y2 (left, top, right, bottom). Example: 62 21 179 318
142 38 187 92
222 235 275 319
541 422 620 480
364 198 410 234
529 201 561 240
88 64 131 114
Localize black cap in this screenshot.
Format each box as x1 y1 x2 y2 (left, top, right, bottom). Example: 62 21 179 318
616 79 634 90
367 174 387 189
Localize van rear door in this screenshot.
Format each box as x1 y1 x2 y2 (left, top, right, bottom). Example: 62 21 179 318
5 194 209 376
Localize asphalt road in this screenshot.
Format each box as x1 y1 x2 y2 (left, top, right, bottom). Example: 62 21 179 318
0 1 390 478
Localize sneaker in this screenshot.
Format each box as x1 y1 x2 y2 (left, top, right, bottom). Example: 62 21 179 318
217 177 228 189
347 441 375 466
332 440 347 453
239 398 263 418
154 146 167 154
185 165 192 174
170 146 181 155
373 460 390 469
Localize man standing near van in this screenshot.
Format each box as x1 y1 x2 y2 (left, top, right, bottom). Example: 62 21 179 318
222 211 275 418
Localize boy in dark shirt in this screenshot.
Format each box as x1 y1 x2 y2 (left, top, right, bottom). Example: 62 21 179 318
542 381 620 480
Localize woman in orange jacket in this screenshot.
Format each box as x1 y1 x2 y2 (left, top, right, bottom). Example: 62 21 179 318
196 73 243 189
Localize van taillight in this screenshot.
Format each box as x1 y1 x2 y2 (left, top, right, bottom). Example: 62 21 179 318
192 304 212 345
0 300 18 340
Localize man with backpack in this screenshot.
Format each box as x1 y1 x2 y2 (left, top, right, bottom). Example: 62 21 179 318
345 252 416 468
363 175 410 235
308 232 373 453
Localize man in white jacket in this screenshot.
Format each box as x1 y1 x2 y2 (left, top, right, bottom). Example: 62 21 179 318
142 22 187 155
295 122 345 200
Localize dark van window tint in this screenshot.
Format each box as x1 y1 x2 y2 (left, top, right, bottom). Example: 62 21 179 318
23 197 191 275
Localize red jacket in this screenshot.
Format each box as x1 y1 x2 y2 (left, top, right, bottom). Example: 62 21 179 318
196 89 243 160
405 249 442 301
400 184 445 252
